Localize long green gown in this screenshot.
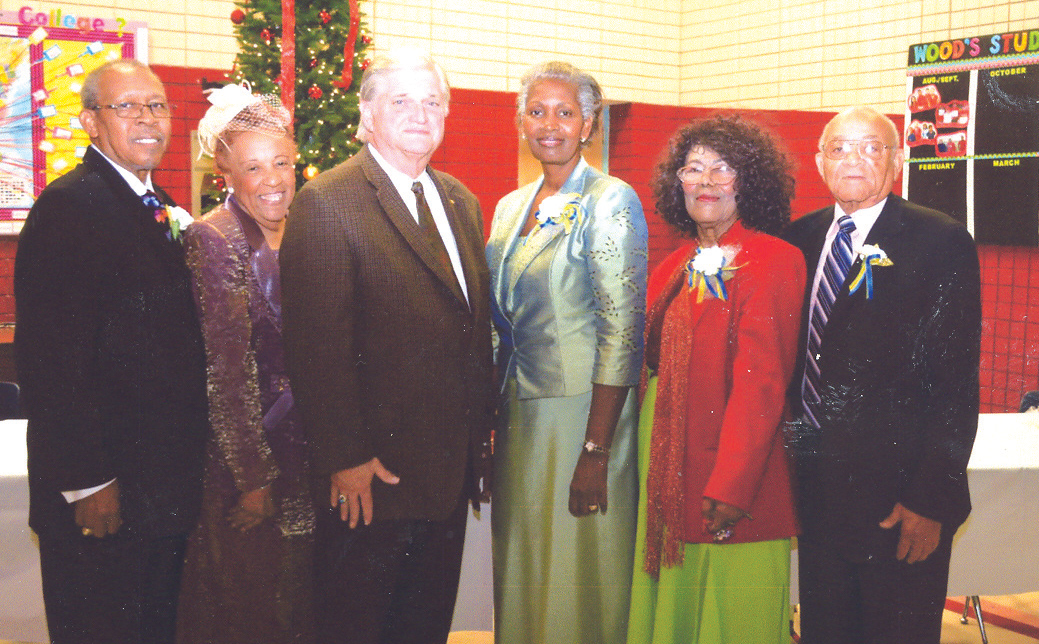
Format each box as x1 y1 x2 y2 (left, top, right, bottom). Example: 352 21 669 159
627 377 791 644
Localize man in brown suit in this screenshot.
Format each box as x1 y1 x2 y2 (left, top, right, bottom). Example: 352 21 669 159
279 48 493 644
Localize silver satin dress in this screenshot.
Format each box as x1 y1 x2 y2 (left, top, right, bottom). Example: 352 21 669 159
487 158 648 644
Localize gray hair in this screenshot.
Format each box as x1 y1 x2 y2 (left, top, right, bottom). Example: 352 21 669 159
516 61 603 142
820 106 901 149
80 59 161 110
357 48 450 142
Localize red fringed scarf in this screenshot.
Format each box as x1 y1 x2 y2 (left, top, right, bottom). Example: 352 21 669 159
641 251 697 579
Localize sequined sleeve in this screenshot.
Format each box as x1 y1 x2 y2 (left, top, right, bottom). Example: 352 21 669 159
184 218 280 492
584 180 649 387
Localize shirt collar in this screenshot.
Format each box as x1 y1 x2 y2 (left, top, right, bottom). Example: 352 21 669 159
834 196 887 235
368 144 431 194
91 144 154 196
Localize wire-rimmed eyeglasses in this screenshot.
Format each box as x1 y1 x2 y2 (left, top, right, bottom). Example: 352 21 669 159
90 101 172 119
821 139 895 161
676 162 737 186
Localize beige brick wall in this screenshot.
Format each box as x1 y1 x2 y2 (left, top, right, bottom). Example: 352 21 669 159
16 0 1038 112
677 0 1039 112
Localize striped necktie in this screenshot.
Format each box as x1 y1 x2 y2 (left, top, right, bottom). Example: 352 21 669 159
802 215 856 427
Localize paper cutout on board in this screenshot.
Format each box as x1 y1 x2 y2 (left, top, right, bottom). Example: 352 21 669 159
0 9 143 235
906 28 1039 247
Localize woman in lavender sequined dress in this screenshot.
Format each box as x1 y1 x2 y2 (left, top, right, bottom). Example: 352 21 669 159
175 84 314 644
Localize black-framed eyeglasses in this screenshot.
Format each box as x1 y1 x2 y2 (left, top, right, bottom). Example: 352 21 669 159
676 162 737 186
821 139 894 161
90 101 172 119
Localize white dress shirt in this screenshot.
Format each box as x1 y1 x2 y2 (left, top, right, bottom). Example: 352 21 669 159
807 197 888 310
368 145 470 305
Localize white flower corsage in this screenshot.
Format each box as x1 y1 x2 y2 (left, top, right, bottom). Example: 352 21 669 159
686 245 741 302
847 244 893 299
533 192 583 234
162 205 194 242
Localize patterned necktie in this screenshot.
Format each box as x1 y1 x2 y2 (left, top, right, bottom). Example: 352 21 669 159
412 181 455 281
802 215 856 427
141 190 172 240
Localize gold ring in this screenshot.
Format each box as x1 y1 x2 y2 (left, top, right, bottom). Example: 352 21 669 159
81 527 93 537
588 504 598 512
337 494 347 505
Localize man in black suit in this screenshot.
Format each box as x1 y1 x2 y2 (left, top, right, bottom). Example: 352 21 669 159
280 48 493 644
784 106 981 644
14 59 208 644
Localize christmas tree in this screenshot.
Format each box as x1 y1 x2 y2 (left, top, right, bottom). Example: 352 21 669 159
228 0 372 184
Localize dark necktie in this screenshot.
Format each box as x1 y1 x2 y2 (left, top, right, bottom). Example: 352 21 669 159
412 181 455 281
802 215 856 427
141 190 172 240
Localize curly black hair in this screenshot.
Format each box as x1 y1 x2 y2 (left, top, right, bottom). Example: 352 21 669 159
653 114 795 237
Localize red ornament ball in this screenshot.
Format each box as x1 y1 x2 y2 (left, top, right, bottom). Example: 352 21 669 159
309 58 318 69
361 34 372 45
320 10 331 24
308 85 323 99
260 28 272 43
230 8 245 24
360 58 371 71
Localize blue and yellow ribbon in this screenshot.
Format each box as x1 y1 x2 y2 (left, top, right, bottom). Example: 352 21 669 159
847 251 893 299
686 257 741 303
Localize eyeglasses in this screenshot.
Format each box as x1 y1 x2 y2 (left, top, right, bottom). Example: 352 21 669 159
821 139 894 161
90 101 172 119
676 162 737 185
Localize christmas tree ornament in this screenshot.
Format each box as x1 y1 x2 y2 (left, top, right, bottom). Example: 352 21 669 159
231 9 246 24
303 165 319 180
225 0 369 185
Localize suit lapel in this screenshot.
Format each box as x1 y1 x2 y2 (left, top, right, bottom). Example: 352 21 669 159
488 180 538 310
429 171 477 311
825 196 903 329
505 158 590 295
360 147 468 308
83 148 185 267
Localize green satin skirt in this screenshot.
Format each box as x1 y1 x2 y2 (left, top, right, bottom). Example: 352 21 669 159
491 380 638 644
627 376 791 644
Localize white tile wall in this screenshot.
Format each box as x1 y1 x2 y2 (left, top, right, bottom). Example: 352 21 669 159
25 0 1039 112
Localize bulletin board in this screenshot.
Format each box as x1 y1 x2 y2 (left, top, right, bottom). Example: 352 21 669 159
0 8 146 235
904 28 1039 246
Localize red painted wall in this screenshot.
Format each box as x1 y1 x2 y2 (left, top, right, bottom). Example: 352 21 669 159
1 65 1032 412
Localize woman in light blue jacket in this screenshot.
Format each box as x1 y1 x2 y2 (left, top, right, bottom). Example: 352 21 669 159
487 61 648 644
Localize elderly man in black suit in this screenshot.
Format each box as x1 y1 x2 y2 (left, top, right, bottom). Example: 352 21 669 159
783 106 981 644
14 59 208 644
280 48 493 644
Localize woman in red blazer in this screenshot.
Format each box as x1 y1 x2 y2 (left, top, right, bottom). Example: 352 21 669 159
628 115 806 644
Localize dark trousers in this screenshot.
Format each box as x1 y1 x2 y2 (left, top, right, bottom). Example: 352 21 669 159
313 495 468 644
38 531 188 644
798 532 953 644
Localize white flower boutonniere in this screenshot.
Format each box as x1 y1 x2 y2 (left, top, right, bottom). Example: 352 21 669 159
848 244 893 299
534 192 583 234
686 245 741 302
164 205 195 242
